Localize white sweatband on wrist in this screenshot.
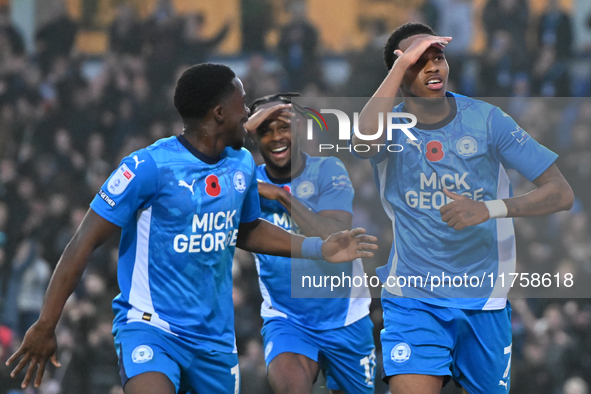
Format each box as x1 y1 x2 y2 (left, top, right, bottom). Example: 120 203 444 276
484 200 508 219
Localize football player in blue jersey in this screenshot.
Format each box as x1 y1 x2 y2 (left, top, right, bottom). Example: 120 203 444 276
6 64 378 394
351 23 574 394
243 93 376 394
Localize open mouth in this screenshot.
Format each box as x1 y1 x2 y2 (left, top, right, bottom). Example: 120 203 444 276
426 77 443 91
270 145 289 160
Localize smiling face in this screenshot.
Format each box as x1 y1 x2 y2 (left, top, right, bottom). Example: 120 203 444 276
254 101 298 174
399 34 449 98
224 78 250 150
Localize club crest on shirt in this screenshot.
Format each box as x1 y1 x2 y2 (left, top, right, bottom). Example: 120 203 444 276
391 343 411 363
132 345 154 363
107 163 135 195
233 171 246 193
456 136 478 157
296 181 315 198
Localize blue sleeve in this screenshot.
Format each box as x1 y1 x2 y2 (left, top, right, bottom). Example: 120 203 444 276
240 156 262 223
490 107 558 182
315 157 354 214
90 150 159 227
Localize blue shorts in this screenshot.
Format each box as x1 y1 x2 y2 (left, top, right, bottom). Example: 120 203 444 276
381 297 512 394
115 322 240 394
261 315 376 393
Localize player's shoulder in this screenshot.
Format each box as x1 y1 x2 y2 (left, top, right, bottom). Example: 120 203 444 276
256 163 268 179
305 154 337 166
302 155 349 184
224 147 257 177
392 101 405 112
450 92 501 119
311 155 347 173
137 136 185 164
118 139 173 171
224 146 254 163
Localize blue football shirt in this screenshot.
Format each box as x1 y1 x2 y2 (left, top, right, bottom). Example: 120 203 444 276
90 135 261 352
254 154 370 330
368 93 558 310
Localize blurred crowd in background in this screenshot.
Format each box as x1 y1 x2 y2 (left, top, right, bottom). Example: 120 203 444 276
0 0 590 393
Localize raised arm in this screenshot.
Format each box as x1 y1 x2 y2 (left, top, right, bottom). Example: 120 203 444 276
6 209 119 388
354 35 452 157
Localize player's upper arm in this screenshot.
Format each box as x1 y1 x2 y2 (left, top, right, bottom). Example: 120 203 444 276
239 153 262 224
490 107 558 182
316 157 355 215
531 164 574 210
78 208 122 248
90 150 159 227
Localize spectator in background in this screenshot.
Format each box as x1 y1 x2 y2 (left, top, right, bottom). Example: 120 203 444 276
345 19 388 97
0 7 24 58
109 4 144 57
0 239 50 337
35 1 77 76
433 0 475 94
532 0 573 96
143 0 183 94
242 54 281 104
481 0 530 96
277 1 323 91
180 13 230 65
241 0 273 53
418 0 439 32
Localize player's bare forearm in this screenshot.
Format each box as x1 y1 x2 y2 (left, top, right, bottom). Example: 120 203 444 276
504 164 574 217
38 209 118 328
238 220 378 263
354 65 406 156
278 192 352 238
237 219 304 258
291 203 352 239
258 183 351 238
441 164 574 231
7 208 119 388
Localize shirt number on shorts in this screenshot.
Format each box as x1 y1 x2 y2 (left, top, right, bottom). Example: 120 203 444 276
360 349 376 386
499 343 512 390
231 364 240 394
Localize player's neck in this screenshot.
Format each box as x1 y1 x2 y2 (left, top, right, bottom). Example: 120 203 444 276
403 94 452 126
182 123 227 159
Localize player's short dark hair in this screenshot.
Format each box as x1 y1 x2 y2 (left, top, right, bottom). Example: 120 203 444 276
383 22 436 70
249 92 300 114
173 63 236 120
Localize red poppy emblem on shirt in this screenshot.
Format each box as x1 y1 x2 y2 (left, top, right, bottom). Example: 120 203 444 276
426 141 444 162
205 174 221 197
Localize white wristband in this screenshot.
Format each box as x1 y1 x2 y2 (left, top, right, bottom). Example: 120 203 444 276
484 200 508 219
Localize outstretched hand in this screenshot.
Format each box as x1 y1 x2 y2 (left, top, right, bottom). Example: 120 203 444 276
244 103 293 135
439 188 489 231
5 322 61 388
321 228 378 263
